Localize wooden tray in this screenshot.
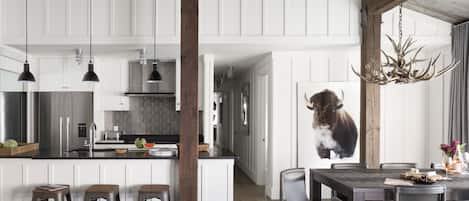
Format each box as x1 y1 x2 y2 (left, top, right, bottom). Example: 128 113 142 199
0 143 39 156
176 143 210 152
198 144 209 152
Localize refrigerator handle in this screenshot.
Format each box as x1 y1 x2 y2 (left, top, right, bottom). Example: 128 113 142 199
66 117 70 152
59 116 63 154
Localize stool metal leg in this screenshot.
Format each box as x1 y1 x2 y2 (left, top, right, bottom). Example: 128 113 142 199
65 192 72 201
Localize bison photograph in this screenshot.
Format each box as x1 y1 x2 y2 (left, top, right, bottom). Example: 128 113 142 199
304 89 358 159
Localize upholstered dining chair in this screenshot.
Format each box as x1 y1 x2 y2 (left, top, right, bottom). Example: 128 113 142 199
331 163 366 169
394 185 446 201
430 163 445 169
380 163 417 169
280 168 308 201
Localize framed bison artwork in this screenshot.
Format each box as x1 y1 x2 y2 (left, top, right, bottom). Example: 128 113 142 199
297 82 360 169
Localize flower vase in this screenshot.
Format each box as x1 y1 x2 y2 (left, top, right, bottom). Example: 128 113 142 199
444 155 453 169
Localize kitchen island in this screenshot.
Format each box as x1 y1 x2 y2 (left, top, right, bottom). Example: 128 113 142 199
0 148 236 201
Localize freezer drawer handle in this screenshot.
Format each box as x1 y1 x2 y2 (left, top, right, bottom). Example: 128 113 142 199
59 117 63 154
66 117 70 152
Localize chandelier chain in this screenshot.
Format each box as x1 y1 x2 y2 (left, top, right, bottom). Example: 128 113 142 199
399 3 403 42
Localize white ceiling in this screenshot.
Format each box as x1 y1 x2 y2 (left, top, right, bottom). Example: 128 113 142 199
405 0 469 24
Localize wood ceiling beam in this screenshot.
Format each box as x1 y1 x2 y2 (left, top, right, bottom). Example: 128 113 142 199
179 0 199 200
371 0 407 15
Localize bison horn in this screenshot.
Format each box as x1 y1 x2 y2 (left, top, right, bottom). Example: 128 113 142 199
304 93 314 110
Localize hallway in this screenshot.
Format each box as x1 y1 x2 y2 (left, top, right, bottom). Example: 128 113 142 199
234 167 273 201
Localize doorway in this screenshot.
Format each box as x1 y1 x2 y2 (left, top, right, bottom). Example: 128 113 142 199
215 69 271 201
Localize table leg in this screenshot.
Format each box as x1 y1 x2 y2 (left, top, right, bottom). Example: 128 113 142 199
310 179 322 201
353 192 365 201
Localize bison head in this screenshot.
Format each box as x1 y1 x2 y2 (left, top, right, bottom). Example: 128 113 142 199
305 89 344 129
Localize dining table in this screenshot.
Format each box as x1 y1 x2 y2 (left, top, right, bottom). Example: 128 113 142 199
310 168 469 201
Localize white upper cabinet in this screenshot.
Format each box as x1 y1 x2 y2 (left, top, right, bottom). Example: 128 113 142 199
94 57 129 111
2 0 180 45
175 57 203 111
35 56 93 91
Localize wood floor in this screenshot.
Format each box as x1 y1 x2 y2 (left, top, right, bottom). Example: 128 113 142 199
234 166 332 201
234 167 274 201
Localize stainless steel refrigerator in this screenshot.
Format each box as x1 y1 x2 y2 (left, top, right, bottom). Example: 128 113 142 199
32 92 93 154
0 92 27 143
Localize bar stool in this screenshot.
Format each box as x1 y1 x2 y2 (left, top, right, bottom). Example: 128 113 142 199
32 184 72 201
84 184 120 201
137 185 170 201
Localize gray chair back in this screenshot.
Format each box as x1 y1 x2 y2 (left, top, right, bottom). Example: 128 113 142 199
331 163 365 169
280 168 308 201
430 163 445 169
395 185 446 201
380 163 416 169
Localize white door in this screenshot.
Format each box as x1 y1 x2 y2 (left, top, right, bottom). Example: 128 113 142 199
255 73 269 187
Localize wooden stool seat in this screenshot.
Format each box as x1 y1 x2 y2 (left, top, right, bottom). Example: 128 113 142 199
138 185 170 201
32 184 71 201
84 184 120 201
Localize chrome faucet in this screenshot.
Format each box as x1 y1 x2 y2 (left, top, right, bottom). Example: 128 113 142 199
85 122 97 154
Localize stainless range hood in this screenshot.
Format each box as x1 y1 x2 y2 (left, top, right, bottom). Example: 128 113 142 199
125 60 176 97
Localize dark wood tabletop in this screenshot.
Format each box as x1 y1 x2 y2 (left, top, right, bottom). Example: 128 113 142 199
310 169 469 201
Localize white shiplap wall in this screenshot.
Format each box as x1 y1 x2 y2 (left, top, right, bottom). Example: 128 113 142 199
229 7 454 200
2 0 360 45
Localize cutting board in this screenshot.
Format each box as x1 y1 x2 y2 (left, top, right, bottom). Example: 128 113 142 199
0 143 39 156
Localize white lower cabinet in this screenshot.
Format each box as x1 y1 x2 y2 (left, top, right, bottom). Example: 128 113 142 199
0 159 234 201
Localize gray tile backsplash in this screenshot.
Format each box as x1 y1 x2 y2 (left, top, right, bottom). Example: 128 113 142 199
106 97 179 135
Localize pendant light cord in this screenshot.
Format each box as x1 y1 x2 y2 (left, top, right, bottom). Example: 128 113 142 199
25 0 28 63
89 0 92 64
153 0 157 63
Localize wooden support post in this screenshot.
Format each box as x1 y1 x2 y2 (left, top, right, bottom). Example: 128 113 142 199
360 0 404 168
180 0 199 200
360 0 403 168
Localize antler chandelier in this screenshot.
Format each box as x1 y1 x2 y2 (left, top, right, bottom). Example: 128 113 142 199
352 4 459 85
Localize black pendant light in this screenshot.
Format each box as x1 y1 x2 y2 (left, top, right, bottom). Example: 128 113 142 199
147 0 163 83
147 60 162 83
82 0 99 82
18 0 35 82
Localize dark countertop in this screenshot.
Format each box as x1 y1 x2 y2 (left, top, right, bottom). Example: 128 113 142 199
0 147 238 160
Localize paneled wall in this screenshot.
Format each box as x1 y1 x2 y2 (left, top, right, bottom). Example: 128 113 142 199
2 0 361 45
2 0 450 45
269 48 360 199
199 0 360 38
2 0 180 44
380 46 453 167
226 7 454 199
